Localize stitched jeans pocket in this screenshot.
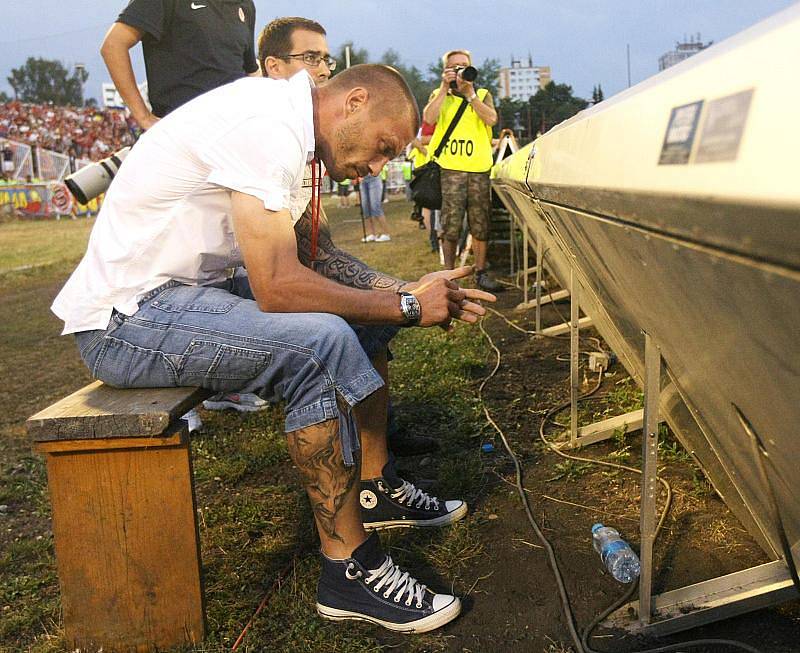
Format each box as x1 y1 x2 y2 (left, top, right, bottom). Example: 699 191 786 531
150 286 237 314
93 336 178 388
177 339 271 388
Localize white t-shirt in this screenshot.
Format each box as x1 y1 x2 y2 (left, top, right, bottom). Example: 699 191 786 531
52 72 315 335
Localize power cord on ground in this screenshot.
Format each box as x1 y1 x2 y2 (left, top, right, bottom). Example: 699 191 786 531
477 312 762 653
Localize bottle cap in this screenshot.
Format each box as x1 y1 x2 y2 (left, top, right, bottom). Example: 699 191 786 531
591 523 604 533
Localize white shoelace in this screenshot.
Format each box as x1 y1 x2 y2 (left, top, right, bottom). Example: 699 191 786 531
390 480 440 511
347 555 427 608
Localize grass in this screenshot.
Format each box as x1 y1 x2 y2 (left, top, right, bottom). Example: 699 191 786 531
546 460 592 482
0 216 94 275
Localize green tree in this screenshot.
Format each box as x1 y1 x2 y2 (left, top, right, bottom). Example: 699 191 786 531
496 97 529 137
380 49 435 114
0 90 10 103
478 57 500 100
7 57 87 106
528 82 588 135
427 59 444 86
333 41 369 72
592 84 605 104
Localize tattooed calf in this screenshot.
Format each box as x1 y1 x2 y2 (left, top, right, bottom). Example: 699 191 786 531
287 419 357 544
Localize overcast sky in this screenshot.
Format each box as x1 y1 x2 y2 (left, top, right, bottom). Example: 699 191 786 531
0 0 795 103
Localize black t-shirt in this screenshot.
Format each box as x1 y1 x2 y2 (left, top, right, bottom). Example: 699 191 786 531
118 0 258 117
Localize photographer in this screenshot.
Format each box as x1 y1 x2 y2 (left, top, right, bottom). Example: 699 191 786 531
423 49 502 292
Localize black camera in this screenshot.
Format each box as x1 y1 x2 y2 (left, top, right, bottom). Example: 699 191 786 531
449 65 478 90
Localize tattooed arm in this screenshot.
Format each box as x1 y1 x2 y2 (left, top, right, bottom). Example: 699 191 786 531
294 204 407 292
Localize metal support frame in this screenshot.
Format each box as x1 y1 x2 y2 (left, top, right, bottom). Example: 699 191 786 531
557 408 647 450
639 332 661 625
539 316 592 337
522 228 529 306
535 236 544 333
606 558 798 636
569 270 580 446
515 288 569 313
602 335 800 635
499 206 800 636
509 218 516 278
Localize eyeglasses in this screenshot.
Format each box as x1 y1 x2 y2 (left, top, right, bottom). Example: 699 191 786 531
281 52 337 70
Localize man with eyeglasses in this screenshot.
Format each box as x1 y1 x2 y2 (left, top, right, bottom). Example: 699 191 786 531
256 12 449 488
258 17 335 81
101 0 260 130
257 17 439 455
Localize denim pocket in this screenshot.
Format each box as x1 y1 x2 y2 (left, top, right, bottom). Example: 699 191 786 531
76 330 106 361
178 339 271 385
150 286 237 314
93 336 178 388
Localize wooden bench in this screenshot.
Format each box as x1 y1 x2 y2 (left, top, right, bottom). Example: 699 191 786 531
27 381 210 653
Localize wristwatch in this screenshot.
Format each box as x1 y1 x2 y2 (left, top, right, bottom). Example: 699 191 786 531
467 92 478 103
398 291 421 326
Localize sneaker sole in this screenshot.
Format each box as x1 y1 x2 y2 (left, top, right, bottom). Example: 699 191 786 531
201 400 268 412
363 502 468 531
316 596 461 633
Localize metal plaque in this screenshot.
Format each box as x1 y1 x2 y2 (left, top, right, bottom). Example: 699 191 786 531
695 89 754 163
659 100 704 165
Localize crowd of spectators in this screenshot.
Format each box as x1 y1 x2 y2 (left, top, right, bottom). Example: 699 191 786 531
0 101 137 161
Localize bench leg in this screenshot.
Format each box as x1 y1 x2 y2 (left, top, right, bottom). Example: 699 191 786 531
36 426 205 653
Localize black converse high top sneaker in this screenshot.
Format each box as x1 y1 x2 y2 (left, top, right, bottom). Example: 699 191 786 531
360 462 467 530
316 532 461 633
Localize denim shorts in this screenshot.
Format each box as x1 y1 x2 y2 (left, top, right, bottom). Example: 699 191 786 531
359 174 384 218
74 274 398 466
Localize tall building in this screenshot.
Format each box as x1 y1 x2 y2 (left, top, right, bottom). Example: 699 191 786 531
658 34 713 71
498 54 551 102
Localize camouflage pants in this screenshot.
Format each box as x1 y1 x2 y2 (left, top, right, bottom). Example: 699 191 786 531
440 169 491 242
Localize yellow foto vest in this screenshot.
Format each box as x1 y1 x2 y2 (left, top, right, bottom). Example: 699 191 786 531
428 88 493 173
409 146 428 169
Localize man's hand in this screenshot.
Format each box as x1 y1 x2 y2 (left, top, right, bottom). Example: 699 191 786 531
404 266 496 328
135 112 160 130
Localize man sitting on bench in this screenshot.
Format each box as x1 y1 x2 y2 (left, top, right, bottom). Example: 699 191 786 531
51 63 494 633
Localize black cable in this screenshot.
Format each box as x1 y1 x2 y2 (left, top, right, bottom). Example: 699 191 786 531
478 314 763 653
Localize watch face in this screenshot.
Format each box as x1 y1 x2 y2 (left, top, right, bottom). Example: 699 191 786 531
400 293 421 323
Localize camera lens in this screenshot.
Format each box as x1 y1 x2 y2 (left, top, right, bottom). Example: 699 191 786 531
449 65 478 90
462 66 478 82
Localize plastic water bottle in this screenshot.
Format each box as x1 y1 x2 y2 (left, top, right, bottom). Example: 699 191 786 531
592 523 640 583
